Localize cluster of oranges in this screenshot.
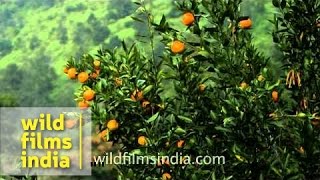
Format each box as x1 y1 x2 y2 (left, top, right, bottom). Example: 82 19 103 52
64 67 90 83
63 60 101 82
240 75 279 103
64 60 101 109
170 12 252 56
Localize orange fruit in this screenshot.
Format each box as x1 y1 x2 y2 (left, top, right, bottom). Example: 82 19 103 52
106 119 119 131
67 68 77 79
130 89 144 102
91 72 98 79
93 60 101 69
272 90 279 102
83 89 95 101
240 82 248 90
91 69 100 79
258 75 265 82
297 146 305 154
142 100 150 108
78 101 89 110
99 129 108 141
91 135 101 145
162 173 172 180
78 72 89 83
177 140 185 148
63 67 69 74
171 40 185 54
158 158 170 167
115 78 123 87
138 136 147 146
65 119 77 129
182 12 195 26
199 84 206 92
239 18 252 29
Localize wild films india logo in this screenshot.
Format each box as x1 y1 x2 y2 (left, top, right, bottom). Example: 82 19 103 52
0 108 92 176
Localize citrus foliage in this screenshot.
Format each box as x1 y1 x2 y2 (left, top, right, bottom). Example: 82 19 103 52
272 0 320 178
65 0 320 179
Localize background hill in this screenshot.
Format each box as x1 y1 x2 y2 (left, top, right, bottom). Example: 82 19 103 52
0 0 278 107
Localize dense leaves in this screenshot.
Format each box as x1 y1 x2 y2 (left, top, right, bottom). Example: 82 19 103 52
64 0 319 179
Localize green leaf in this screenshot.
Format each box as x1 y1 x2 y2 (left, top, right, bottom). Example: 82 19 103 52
131 16 144 23
146 112 159 123
215 126 232 133
130 149 143 155
160 15 166 27
205 136 213 146
177 115 193 123
210 110 217 120
143 85 153 95
174 127 186 135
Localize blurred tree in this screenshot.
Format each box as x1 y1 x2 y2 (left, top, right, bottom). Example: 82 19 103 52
0 64 23 90
19 54 57 106
0 93 17 107
87 14 110 44
0 39 13 57
107 0 134 20
58 25 68 44
29 36 40 50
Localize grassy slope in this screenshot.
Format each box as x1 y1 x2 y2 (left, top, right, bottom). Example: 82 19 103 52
0 0 174 69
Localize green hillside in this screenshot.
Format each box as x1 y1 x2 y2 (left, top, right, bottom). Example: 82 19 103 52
0 0 276 106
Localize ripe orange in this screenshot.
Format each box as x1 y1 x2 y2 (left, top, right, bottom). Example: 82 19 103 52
239 18 252 29
171 40 185 54
199 84 206 92
67 68 77 79
130 89 144 102
177 140 185 148
106 119 119 131
142 100 150 108
65 119 77 129
182 12 195 26
162 173 172 180
272 90 279 102
78 72 89 83
99 129 108 141
83 89 95 101
115 78 123 87
63 67 69 74
78 101 89 110
93 60 101 69
138 136 147 146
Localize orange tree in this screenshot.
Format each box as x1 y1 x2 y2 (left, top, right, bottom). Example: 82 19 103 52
272 0 320 178
64 0 319 179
